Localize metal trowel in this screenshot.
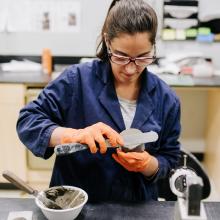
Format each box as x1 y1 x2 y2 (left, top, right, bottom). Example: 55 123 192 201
54 128 158 156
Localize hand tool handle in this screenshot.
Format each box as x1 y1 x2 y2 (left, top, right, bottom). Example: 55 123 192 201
2 170 37 195
54 140 116 156
3 170 62 209
54 143 88 155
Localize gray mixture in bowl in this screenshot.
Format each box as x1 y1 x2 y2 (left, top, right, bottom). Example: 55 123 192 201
44 186 85 209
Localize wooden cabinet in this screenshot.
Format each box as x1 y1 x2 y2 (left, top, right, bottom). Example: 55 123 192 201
0 84 27 182
0 84 53 188
174 88 208 153
205 89 220 188
174 87 220 194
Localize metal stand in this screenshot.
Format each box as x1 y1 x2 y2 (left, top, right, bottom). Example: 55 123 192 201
174 198 207 220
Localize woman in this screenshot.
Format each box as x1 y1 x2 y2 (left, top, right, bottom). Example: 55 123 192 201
17 0 181 202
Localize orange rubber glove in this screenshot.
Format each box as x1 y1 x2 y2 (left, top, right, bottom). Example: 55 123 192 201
112 148 152 172
60 122 124 154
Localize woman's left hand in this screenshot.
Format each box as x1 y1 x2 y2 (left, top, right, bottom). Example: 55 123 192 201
112 149 152 172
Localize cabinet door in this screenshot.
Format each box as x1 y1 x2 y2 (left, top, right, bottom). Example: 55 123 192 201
0 84 27 182
205 90 220 190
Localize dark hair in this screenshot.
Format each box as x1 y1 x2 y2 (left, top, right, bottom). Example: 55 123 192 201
96 0 158 61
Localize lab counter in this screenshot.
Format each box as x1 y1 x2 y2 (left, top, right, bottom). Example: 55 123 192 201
1 198 220 220
1 71 220 87
0 71 50 87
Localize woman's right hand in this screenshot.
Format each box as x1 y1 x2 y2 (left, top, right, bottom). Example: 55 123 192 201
51 122 124 154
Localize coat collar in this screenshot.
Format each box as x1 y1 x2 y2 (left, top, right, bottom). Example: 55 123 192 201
95 60 157 93
96 60 157 131
131 72 155 129
96 61 125 131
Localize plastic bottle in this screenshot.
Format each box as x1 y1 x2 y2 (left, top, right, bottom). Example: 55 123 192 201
42 48 52 75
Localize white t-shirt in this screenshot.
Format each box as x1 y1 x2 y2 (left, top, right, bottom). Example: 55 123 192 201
118 96 137 129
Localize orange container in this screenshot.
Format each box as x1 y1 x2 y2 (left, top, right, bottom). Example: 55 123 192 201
42 48 52 75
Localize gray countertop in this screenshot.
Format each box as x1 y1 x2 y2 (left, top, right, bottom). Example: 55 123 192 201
1 198 220 220
1 71 220 88
0 72 51 87
157 74 220 87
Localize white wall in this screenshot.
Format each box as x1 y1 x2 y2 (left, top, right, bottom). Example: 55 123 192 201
0 0 112 56
0 0 220 68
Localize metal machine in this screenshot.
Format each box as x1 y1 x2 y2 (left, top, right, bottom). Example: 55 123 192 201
169 155 207 220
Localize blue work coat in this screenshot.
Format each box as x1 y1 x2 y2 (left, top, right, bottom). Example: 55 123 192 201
17 60 181 202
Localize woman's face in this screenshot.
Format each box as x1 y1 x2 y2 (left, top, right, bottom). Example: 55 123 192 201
107 32 154 85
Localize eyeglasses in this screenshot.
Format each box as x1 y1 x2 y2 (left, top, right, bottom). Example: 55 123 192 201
108 47 156 67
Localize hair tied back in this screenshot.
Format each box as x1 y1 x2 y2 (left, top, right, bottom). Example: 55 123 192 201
108 0 120 12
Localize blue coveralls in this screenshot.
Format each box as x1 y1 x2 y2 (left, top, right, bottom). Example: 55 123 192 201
17 60 181 202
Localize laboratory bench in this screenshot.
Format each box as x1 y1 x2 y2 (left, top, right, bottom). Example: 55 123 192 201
0 71 50 87
0 71 220 196
1 71 220 87
1 198 220 220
